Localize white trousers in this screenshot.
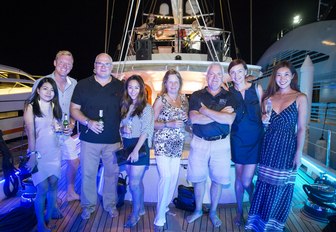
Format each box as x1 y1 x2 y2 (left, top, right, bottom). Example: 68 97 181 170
154 155 181 226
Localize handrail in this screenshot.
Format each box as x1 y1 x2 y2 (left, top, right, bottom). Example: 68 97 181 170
305 125 334 170
326 129 331 168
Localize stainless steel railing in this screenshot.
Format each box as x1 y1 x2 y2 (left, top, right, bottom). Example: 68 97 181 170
304 125 335 170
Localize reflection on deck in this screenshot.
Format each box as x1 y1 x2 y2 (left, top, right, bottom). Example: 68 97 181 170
0 156 331 232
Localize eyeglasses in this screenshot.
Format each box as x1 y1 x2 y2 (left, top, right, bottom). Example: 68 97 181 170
95 62 112 67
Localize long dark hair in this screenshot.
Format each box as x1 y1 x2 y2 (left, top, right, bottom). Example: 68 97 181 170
262 60 300 102
121 75 147 119
25 77 62 120
159 69 183 96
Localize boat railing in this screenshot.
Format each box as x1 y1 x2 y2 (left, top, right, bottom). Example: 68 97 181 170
304 124 335 170
310 102 336 125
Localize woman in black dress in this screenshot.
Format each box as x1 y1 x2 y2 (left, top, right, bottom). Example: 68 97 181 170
228 59 264 226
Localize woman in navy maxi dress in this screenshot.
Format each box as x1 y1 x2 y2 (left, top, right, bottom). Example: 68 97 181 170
245 61 308 231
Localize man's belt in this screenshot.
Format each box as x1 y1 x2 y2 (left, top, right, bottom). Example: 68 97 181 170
201 134 227 141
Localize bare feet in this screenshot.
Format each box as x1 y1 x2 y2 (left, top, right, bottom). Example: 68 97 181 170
66 192 80 202
209 212 222 228
51 207 64 219
186 210 203 223
124 214 140 228
139 205 146 216
37 224 51 232
154 224 164 232
234 213 244 226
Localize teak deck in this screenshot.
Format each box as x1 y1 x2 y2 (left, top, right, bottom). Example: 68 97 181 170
0 161 328 232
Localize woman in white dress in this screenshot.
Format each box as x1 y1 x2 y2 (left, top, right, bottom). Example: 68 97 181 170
24 77 63 232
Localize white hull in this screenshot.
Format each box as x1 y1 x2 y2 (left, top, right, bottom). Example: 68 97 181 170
0 64 35 141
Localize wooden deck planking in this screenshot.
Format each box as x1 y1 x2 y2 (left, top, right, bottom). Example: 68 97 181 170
0 162 329 232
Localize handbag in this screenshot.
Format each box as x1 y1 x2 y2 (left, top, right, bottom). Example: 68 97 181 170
19 117 38 178
19 152 38 176
173 185 196 212
115 144 147 166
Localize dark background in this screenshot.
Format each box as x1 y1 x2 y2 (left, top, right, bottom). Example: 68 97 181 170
0 0 327 80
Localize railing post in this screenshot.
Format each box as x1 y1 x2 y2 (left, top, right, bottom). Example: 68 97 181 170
326 129 331 168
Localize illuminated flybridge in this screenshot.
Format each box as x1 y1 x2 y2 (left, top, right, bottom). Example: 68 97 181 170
114 0 262 101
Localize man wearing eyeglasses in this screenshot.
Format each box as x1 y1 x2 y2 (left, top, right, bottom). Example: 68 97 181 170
70 53 124 220
186 63 237 228
32 50 79 218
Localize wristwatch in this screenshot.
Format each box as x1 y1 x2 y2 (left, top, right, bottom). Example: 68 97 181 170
30 151 41 159
85 118 90 127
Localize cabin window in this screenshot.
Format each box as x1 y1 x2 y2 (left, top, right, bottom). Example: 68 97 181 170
0 110 23 120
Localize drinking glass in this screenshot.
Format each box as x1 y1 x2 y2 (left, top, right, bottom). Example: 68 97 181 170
52 120 63 134
123 119 132 138
263 99 272 130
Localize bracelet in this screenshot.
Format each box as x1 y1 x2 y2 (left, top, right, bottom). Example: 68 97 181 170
29 151 41 159
84 118 90 127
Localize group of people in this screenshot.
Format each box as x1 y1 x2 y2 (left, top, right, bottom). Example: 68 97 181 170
23 49 307 232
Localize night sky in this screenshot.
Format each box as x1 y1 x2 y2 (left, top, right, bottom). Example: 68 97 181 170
0 0 322 80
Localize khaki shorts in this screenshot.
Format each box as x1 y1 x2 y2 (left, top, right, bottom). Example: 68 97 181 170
60 136 80 160
187 135 231 185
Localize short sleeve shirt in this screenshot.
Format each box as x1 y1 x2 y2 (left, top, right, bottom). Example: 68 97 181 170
71 75 124 144
189 87 237 138
32 73 77 120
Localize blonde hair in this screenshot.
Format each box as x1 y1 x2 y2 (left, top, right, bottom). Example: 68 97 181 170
55 50 74 61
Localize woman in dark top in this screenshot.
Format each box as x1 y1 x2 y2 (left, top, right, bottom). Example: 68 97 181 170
228 59 264 226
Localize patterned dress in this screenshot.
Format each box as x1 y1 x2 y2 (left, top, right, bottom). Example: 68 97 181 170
153 94 188 158
246 101 298 232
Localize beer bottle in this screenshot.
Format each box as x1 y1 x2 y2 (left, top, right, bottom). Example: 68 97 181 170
63 113 69 129
98 110 104 126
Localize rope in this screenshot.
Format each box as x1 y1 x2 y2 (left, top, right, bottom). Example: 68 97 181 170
187 0 219 62
106 0 116 53
219 0 225 30
226 0 239 58
117 0 134 75
116 0 142 77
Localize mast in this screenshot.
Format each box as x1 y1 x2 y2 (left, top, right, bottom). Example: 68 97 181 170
104 0 109 52
250 0 253 64
171 0 183 24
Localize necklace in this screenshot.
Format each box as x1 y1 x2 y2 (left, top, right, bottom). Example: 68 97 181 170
167 94 178 103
